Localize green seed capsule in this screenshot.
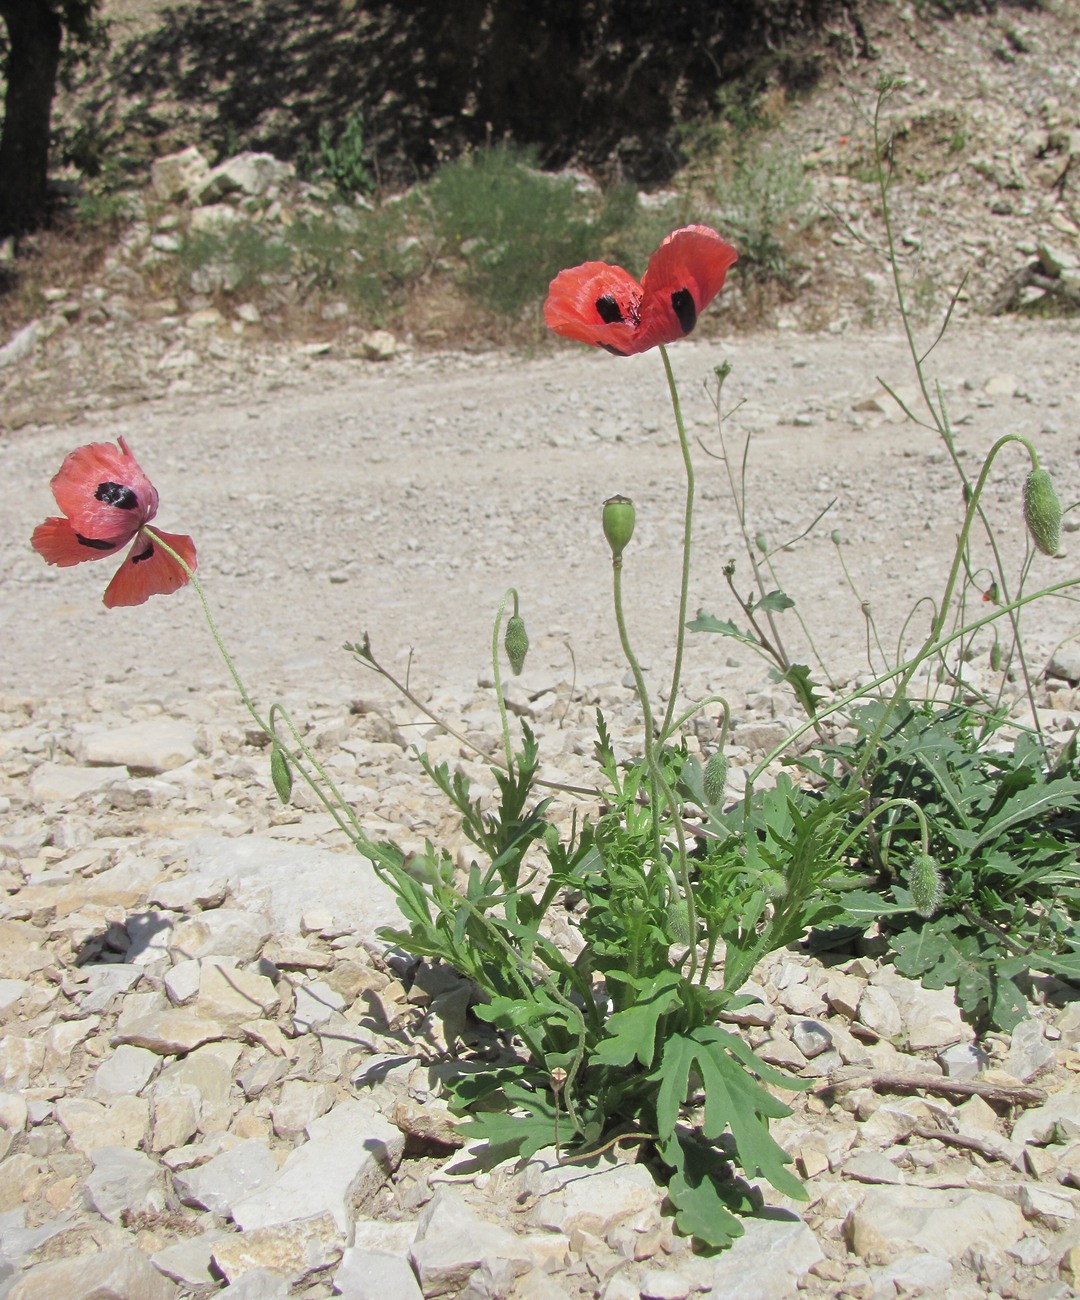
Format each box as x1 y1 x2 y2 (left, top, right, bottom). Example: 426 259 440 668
504 614 529 675
1023 468 1062 557
270 745 293 805
910 854 944 919
703 751 729 806
603 495 636 559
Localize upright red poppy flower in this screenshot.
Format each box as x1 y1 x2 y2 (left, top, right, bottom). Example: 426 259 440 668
544 225 738 356
31 437 197 608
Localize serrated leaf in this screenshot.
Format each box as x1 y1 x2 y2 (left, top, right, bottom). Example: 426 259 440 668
655 1029 804 1202
269 745 293 804
687 609 756 645
756 590 795 613
663 1133 761 1249
972 775 1080 850
593 971 683 1068
834 889 914 924
666 1163 744 1249
780 663 825 718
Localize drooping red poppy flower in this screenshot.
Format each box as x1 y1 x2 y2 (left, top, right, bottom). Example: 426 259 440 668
544 224 738 356
31 437 197 608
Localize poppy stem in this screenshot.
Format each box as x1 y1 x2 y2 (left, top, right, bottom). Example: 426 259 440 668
143 528 369 852
657 344 694 742
491 588 516 771
612 552 698 977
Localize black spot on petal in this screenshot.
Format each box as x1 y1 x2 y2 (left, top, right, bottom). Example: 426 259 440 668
95 481 138 510
595 294 625 324
77 534 121 552
670 288 696 335
131 542 154 565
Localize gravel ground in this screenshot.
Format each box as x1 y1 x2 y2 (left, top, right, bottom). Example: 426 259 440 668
6 318 1080 712
3 319 1080 1299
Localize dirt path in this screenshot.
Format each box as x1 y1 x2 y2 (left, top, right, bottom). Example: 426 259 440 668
5 319 1080 716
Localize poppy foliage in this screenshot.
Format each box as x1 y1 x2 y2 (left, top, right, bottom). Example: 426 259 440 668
544 224 737 356
31 438 197 608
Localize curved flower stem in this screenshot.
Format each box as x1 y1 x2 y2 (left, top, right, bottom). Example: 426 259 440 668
849 433 1038 787
665 695 731 743
658 343 695 741
146 529 370 851
832 797 931 867
613 555 662 860
872 83 1045 742
746 571 1078 791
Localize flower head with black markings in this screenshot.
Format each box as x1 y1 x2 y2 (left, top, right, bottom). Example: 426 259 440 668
544 225 737 356
32 437 197 608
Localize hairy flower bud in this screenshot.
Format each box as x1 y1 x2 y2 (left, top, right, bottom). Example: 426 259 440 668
665 898 693 945
910 854 944 919
703 751 728 806
504 614 529 675
1023 468 1062 557
270 745 293 804
760 869 787 901
989 640 1004 673
603 495 636 559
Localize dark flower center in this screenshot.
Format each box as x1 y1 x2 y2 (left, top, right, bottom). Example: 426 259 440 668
95 481 138 510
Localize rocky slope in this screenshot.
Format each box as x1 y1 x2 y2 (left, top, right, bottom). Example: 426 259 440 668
1 2 1080 1297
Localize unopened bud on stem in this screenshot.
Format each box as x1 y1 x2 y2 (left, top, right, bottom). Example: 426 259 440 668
504 614 529 675
1023 468 1062 557
703 751 728 806
603 495 636 559
910 854 944 918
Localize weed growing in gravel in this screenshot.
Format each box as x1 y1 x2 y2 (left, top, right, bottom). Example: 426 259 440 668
30 88 1080 1249
688 78 1080 1031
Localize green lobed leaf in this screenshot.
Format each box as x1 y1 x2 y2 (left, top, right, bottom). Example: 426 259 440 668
687 609 757 645
593 971 683 1069
654 1029 804 1202
755 590 795 613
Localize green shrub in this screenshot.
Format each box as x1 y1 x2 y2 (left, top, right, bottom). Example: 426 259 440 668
305 111 374 198
427 144 613 316
712 146 814 282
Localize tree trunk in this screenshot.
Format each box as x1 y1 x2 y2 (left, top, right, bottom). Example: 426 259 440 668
0 0 63 236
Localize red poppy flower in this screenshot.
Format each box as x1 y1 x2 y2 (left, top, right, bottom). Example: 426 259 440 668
544 224 738 356
31 437 197 608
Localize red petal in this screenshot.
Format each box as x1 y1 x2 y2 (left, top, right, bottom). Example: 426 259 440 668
103 530 197 608
543 262 645 355
51 440 159 542
636 226 738 350
31 516 126 567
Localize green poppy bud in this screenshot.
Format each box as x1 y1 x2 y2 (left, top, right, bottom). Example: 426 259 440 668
402 851 444 886
270 745 293 804
703 751 729 806
1023 468 1062 557
504 614 529 675
755 532 768 554
665 898 693 945
603 495 636 559
760 869 787 901
989 640 1003 672
910 854 944 919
